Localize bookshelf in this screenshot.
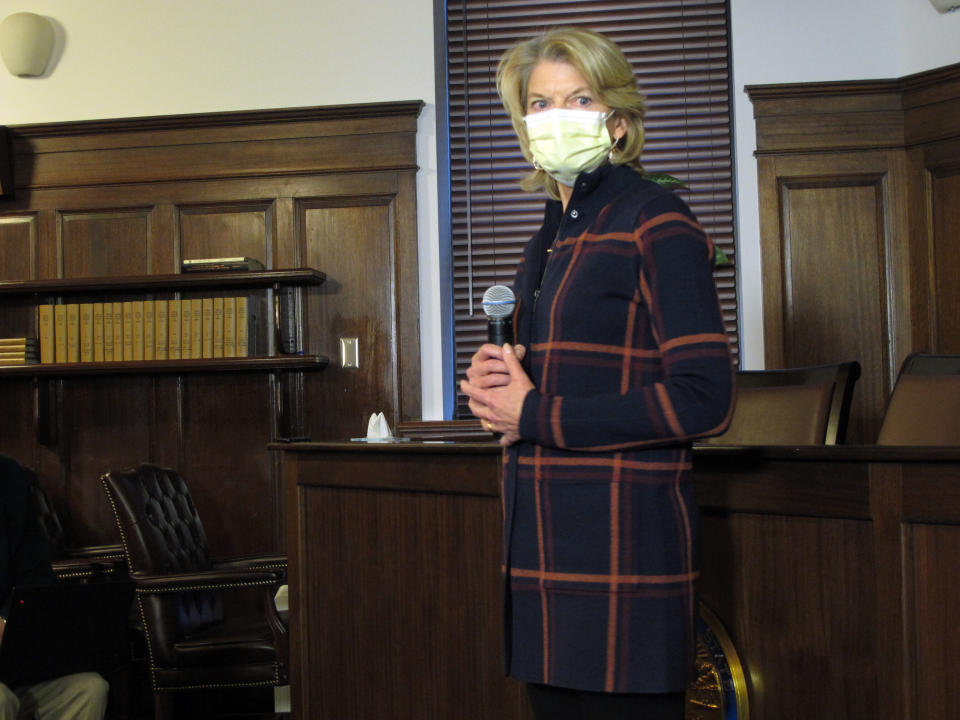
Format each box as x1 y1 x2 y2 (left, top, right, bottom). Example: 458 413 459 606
0 101 423 574
0 268 329 446
0 268 329 376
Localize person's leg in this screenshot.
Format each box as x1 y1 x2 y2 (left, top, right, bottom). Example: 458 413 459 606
579 688 686 720
525 683 583 720
16 672 109 720
0 683 20 720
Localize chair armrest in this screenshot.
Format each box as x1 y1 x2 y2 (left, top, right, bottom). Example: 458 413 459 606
59 543 126 561
131 568 280 594
52 544 128 581
212 553 286 574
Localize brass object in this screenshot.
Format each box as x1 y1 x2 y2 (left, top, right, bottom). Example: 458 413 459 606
686 602 750 720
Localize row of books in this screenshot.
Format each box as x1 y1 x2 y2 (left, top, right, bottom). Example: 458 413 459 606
36 297 262 364
0 337 39 365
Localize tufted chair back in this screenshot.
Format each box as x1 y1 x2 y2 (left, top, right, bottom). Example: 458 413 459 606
100 462 283 717
102 464 224 660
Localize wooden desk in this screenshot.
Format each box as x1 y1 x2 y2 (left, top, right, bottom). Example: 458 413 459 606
694 444 960 720
279 441 960 720
278 441 532 720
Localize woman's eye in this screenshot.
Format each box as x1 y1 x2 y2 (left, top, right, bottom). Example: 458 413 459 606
575 96 592 107
530 99 548 111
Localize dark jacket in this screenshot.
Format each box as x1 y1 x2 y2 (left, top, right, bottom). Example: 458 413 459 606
0 455 56 618
503 163 734 693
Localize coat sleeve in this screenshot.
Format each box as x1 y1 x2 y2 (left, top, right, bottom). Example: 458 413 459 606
517 200 734 452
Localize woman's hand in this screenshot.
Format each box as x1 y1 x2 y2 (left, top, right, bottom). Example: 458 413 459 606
461 343 533 447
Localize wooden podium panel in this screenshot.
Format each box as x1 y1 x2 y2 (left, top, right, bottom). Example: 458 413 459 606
280 442 533 720
280 441 960 720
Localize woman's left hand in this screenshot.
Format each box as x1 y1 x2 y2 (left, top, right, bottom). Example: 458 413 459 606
460 343 534 447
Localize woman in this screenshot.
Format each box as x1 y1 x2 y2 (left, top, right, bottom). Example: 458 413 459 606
460 28 734 720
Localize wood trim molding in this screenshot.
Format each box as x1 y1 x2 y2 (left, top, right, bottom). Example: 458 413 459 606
8 100 426 138
5 101 425 191
746 62 960 154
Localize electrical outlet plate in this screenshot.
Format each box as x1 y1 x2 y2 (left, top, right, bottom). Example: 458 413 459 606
340 337 359 368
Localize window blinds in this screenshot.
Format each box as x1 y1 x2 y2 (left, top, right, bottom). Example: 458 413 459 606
447 0 737 415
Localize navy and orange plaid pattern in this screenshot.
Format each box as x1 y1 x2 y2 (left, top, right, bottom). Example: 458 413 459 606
501 163 734 694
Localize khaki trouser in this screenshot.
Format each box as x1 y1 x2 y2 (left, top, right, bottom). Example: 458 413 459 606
0 672 108 720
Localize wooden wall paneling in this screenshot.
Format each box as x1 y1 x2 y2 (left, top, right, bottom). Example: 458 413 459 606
0 381 36 463
930 167 960 352
181 372 279 555
0 101 423 560
302 196 398 439
60 375 154 545
59 208 154 277
9 104 423 191
394 171 422 424
0 216 37 340
178 201 274 267
758 151 895 443
749 67 960 439
300 171 421 439
0 214 37 279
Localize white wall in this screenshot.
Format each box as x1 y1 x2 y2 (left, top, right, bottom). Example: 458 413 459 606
2 0 959 414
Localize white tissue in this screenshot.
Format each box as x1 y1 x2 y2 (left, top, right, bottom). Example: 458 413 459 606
366 411 393 439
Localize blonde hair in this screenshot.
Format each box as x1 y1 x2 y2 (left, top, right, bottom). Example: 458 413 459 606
496 27 647 200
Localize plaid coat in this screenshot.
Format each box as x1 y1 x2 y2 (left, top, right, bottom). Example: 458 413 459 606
503 163 734 694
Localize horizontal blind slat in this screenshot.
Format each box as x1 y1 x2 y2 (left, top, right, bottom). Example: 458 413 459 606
448 0 738 416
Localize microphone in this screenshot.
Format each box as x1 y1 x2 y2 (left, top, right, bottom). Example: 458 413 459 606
482 285 516 346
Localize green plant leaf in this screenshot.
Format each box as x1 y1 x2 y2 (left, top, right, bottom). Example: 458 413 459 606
644 172 688 190
714 246 731 267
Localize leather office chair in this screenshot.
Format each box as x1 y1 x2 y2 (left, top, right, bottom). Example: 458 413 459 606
28 471 127 582
100 463 287 718
704 361 861 446
877 352 960 445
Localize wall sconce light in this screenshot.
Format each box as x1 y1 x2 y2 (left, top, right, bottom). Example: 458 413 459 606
930 0 960 12
0 12 55 77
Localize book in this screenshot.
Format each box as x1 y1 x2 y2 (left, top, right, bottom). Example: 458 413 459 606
190 298 202 359
223 296 236 357
38 306 54 364
103 302 114 361
0 337 38 347
235 296 248 357
93 303 105 362
154 299 168 360
79 303 94 362
132 300 144 361
181 257 265 272
0 350 38 359
54 306 67 363
167 299 181 360
112 304 123 362
0 358 39 366
66 304 80 363
143 300 155 361
213 296 224 358
201 297 214 359
275 286 299 354
122 301 134 361
181 299 193 359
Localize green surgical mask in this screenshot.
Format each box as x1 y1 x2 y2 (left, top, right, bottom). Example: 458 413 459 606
524 108 614 187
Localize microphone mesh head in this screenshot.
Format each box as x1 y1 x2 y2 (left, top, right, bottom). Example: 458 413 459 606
482 285 516 318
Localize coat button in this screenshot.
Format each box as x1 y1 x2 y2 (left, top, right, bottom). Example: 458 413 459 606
570 209 579 219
